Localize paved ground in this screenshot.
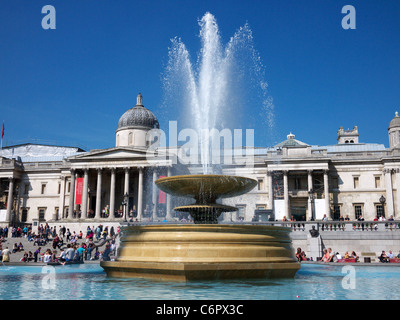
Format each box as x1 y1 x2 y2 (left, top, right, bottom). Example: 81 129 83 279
0 234 113 263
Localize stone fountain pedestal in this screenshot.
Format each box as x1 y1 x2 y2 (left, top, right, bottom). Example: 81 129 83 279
101 224 300 281
101 174 300 281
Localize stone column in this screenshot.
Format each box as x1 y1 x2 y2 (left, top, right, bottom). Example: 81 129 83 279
396 169 400 218
283 170 289 219
68 169 76 221
124 167 130 221
57 175 66 220
95 168 102 220
384 169 394 217
166 166 173 220
109 168 116 219
152 168 158 221
268 171 273 210
137 167 143 221
324 170 330 217
307 170 313 220
82 168 89 219
5 177 14 224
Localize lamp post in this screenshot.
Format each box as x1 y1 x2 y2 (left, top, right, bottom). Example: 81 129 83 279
379 195 386 218
308 188 315 221
122 192 129 222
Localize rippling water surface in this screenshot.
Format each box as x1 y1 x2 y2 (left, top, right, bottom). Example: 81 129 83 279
0 263 399 300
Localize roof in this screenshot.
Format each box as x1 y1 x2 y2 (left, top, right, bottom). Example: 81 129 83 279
274 133 309 148
1 143 85 162
322 143 387 153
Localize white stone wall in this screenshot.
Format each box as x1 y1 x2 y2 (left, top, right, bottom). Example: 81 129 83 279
116 128 149 148
19 171 64 222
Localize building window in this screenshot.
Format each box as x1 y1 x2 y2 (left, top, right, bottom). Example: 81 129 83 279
68 182 71 193
353 177 359 189
333 205 341 220
38 207 46 221
24 183 29 195
354 204 363 219
236 205 246 221
376 204 385 218
128 132 133 145
58 183 61 194
375 176 381 189
41 183 47 195
294 177 301 190
21 208 29 222
257 179 264 191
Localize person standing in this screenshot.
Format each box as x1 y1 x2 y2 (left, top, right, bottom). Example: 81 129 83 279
34 247 41 262
2 247 11 262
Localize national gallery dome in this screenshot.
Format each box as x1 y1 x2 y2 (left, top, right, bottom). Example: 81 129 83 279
117 93 159 131
115 93 160 148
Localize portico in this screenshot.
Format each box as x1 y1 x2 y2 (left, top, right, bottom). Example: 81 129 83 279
266 133 330 221
62 148 172 223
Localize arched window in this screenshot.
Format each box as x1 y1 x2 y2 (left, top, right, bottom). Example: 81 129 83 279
128 132 133 145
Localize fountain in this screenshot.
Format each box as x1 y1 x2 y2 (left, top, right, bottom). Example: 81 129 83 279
101 13 300 281
155 174 257 224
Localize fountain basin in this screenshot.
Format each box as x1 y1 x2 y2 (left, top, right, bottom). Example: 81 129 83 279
101 224 300 281
155 174 257 201
155 174 257 224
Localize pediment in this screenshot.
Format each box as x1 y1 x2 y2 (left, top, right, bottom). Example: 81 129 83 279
67 147 162 161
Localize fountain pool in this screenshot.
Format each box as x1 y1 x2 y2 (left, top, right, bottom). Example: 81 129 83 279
1 263 400 300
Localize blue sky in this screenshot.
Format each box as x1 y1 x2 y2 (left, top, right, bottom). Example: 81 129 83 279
0 0 399 151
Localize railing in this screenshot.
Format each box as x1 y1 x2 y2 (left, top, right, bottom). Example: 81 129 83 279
246 220 400 233
122 220 400 233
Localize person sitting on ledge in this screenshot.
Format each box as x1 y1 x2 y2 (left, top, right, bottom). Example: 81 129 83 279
301 251 308 261
351 251 359 262
327 248 337 262
344 251 350 259
321 249 330 262
379 251 389 263
295 248 302 262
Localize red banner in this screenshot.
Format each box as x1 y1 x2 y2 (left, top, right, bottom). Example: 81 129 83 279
75 177 83 205
158 175 166 204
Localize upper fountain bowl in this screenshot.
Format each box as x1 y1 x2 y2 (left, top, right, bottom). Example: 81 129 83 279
155 174 257 202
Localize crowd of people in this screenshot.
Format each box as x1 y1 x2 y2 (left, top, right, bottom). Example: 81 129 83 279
0 223 120 264
295 246 400 264
378 250 400 263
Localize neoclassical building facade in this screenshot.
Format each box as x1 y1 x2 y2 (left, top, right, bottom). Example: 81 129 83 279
1 94 400 228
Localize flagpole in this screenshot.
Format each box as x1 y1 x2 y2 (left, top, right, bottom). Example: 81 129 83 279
1 120 3 157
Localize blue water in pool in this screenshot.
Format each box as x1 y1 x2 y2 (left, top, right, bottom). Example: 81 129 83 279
0 263 399 300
